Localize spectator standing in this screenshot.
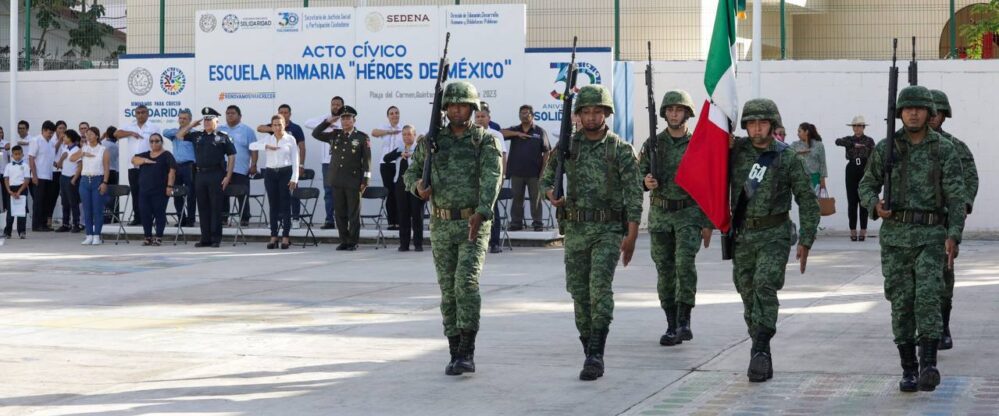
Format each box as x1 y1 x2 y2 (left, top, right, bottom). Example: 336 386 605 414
256 115 299 250
55 129 82 233
476 103 508 254
372 106 404 231
834 116 876 241
502 105 551 231
115 105 161 226
383 125 425 252
163 109 197 226
302 97 345 230
101 126 120 223
4 146 29 238
73 127 110 245
259 104 307 227
131 133 177 246
791 122 828 192
219 105 258 227
28 121 58 232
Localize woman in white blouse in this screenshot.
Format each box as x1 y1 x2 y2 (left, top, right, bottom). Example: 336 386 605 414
71 127 111 245
260 115 300 249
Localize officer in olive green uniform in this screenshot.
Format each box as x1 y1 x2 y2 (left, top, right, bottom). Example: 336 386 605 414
542 85 643 381
928 89 978 351
860 86 966 393
729 98 820 383
639 90 712 347
403 81 502 376
312 106 370 251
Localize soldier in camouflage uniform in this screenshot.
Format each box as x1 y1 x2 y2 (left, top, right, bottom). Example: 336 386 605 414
928 89 978 351
403 81 503 376
542 85 643 381
638 90 713 347
729 98 820 383
859 85 966 393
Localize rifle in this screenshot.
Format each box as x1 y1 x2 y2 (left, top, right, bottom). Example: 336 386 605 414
907 36 917 86
552 36 579 202
645 41 660 183
884 38 900 212
420 32 451 191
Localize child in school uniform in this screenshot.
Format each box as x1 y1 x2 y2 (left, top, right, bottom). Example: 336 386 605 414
4 146 29 238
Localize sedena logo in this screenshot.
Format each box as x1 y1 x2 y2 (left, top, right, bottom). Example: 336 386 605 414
365 12 384 32
160 67 186 96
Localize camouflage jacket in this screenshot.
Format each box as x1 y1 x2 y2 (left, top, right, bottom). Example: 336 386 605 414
858 128 966 246
541 128 643 232
938 129 978 212
638 130 711 231
730 138 820 248
403 124 502 220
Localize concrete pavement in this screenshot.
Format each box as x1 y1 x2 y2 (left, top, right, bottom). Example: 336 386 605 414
0 232 997 415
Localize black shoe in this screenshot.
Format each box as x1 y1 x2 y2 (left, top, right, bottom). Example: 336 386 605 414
898 343 919 392
677 304 694 341
579 329 608 381
2 233 10 239
444 335 462 376
142 238 153 246
281 242 290 250
335 243 348 251
128 220 141 226
489 245 503 254
387 225 400 231
918 340 941 391
660 306 682 346
195 241 212 248
72 225 83 233
747 329 774 382
346 244 358 251
267 241 278 250
320 223 336 230
453 330 477 375
508 225 524 232
19 233 26 239
211 242 221 248
398 246 410 252
36 226 54 232
55 225 71 233
939 302 953 350
533 225 544 232
414 245 424 252
182 221 195 227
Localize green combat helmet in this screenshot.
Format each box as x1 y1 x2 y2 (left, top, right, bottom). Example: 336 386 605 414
660 90 696 118
740 98 782 130
574 84 614 114
895 85 936 118
442 81 480 111
930 89 951 118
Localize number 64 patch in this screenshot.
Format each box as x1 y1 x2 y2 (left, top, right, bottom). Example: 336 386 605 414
749 163 768 182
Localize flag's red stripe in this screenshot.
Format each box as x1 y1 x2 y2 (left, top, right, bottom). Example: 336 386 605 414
676 101 731 233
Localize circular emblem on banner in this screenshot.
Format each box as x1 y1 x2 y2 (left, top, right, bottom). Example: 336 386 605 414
127 67 154 96
160 67 186 95
365 12 384 32
199 14 217 33
222 14 240 33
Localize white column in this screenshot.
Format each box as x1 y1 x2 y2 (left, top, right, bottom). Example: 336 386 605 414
751 0 762 98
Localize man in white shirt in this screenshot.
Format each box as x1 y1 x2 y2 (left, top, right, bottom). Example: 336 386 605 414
476 103 509 254
372 105 405 230
28 121 58 231
115 105 161 225
303 96 345 229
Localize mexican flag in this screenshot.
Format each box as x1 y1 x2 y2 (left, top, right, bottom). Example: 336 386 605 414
675 0 741 233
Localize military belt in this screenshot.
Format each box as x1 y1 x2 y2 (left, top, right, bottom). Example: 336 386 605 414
431 207 476 220
558 209 624 223
890 210 946 226
741 212 790 230
650 197 694 212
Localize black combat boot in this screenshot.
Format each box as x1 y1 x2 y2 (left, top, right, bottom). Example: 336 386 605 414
939 302 953 350
747 330 773 382
897 343 918 392
918 339 941 391
580 329 608 381
453 330 477 374
677 304 694 341
579 335 590 355
444 335 461 376
660 307 682 346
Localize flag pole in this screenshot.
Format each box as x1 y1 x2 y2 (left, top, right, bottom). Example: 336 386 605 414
751 0 762 98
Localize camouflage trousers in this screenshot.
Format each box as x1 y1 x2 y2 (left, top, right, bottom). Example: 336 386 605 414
430 217 491 337
564 223 623 337
650 225 701 312
733 232 790 337
882 243 944 344
941 264 955 302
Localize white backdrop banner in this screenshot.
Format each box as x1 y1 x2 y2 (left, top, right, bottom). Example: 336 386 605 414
523 47 614 138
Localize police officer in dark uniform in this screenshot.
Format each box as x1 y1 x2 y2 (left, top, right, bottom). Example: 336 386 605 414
312 105 370 251
177 107 237 247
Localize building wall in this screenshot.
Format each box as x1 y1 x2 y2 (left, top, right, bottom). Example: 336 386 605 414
0 69 118 134
632 59 999 234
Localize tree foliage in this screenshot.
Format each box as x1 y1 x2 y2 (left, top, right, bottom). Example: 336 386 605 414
960 0 999 59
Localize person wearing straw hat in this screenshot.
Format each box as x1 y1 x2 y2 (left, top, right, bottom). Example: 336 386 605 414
835 116 876 241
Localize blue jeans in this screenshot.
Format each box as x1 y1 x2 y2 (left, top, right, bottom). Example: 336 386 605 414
140 190 169 238
322 162 335 224
79 175 106 236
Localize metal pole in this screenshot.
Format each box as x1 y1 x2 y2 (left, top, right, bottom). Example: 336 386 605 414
949 0 957 58
779 0 786 60
304 0 309 7
10 0 18 131
614 0 621 60
751 0 762 98
159 0 165 54
24 0 31 69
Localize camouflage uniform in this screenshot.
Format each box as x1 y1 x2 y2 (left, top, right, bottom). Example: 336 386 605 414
638 90 711 346
403 81 503 375
859 85 966 392
730 98 820 382
541 85 643 381
930 89 978 351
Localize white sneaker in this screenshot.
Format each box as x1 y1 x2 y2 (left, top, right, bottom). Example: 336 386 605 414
82 235 94 245
91 237 103 245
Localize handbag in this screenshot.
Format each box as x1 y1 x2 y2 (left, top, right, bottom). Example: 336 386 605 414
818 188 836 216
